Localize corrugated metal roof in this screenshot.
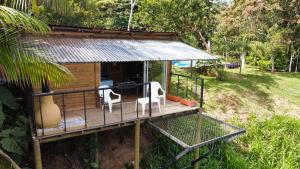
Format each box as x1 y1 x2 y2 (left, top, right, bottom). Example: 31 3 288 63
25 36 217 63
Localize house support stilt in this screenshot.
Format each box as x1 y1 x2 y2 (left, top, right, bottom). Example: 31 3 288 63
94 133 99 165
134 119 141 169
194 149 200 169
194 112 203 169
33 139 42 169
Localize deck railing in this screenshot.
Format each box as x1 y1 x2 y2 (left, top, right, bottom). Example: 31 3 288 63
171 73 204 108
29 82 152 137
29 75 204 138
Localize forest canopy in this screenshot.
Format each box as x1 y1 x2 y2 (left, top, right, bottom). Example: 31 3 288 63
38 0 300 72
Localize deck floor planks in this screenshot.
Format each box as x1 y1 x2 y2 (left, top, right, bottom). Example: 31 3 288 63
37 100 198 137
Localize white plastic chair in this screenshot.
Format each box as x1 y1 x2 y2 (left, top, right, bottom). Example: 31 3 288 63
136 82 165 116
136 97 161 116
98 85 121 113
148 81 166 105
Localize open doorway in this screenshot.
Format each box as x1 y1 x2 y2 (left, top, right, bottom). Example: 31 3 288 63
101 62 144 100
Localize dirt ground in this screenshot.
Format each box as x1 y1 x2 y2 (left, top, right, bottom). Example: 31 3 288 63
41 136 89 169
99 126 152 169
41 125 153 169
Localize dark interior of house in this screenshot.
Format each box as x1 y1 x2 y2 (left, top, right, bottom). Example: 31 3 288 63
101 62 144 97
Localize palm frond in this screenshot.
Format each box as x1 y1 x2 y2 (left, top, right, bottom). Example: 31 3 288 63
0 28 74 87
0 6 74 87
42 0 70 16
0 5 49 32
9 0 29 13
7 0 71 16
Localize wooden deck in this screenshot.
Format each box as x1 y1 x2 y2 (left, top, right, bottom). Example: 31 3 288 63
36 99 198 138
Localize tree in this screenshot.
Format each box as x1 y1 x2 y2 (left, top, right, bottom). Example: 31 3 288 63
0 3 73 87
40 0 131 29
36 0 222 53
0 5 73 86
127 0 138 31
212 0 299 72
132 0 220 49
0 1 74 167
274 0 300 72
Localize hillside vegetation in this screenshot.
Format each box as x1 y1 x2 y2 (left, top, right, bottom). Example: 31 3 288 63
204 66 300 121
142 67 300 169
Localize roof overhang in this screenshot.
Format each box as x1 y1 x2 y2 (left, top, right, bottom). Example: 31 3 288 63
24 30 217 63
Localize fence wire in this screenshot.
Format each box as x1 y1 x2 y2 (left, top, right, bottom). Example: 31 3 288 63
150 113 245 147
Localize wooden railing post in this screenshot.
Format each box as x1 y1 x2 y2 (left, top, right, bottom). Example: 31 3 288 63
30 93 37 136
136 85 139 118
83 92 87 128
177 75 179 95
102 89 106 125
62 94 67 132
148 83 152 117
38 96 44 136
200 78 204 108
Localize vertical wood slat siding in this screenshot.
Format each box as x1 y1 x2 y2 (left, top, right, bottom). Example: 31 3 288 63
34 63 100 112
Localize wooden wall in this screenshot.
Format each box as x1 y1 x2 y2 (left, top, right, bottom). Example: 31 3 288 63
34 63 100 112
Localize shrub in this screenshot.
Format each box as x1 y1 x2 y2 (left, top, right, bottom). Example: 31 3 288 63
0 86 30 165
258 60 271 71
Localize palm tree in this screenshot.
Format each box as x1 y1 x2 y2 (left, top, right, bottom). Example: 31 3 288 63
0 1 73 167
0 4 73 87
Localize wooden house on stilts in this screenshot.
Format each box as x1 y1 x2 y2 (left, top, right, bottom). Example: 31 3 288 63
24 26 244 169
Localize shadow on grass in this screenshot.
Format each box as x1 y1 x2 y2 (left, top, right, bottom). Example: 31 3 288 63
169 69 280 111
275 72 300 79
205 71 277 111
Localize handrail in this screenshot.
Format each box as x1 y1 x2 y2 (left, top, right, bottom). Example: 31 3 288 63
172 73 204 81
30 82 152 137
32 82 150 96
171 73 204 108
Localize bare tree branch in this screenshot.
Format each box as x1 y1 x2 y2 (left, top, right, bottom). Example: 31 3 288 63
195 30 211 54
0 149 21 169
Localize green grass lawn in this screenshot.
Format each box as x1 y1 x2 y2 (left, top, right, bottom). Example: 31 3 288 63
203 66 300 121
142 66 300 169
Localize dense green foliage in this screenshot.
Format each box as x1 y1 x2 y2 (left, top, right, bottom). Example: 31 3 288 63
39 0 300 72
142 114 300 169
40 0 219 49
212 0 300 72
0 86 29 165
41 0 131 29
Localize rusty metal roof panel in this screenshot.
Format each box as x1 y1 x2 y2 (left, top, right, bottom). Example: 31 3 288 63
25 36 217 63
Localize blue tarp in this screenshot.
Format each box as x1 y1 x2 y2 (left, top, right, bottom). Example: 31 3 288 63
172 60 196 68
